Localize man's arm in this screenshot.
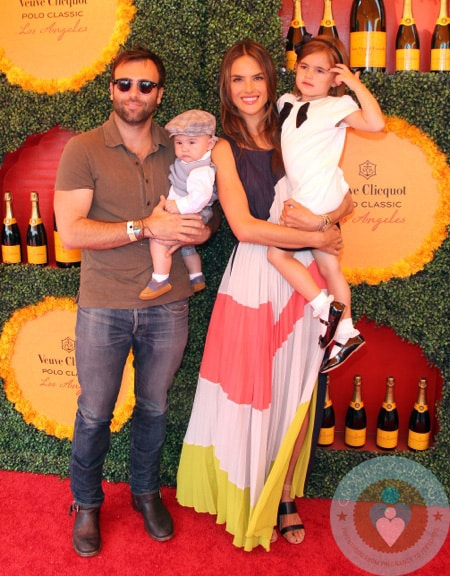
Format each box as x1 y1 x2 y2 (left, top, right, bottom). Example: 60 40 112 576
54 190 206 251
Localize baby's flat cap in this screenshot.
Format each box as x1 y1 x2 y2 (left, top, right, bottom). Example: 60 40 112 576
165 109 216 138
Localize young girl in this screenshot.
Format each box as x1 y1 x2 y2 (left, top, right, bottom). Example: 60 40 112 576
268 35 385 373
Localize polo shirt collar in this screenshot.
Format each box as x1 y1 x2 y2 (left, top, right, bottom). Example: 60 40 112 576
103 112 170 150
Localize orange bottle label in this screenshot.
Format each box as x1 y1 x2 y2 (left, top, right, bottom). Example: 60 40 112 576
54 231 81 263
2 244 21 263
349 400 364 409
286 50 297 70
376 429 398 449
408 430 430 450
350 31 386 68
382 401 396 411
396 49 420 71
431 48 450 71
318 426 335 446
345 427 366 447
414 403 428 413
27 245 47 264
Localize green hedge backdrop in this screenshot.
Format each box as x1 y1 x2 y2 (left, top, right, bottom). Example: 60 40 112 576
0 0 448 498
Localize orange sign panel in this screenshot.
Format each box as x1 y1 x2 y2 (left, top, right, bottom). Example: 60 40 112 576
340 118 449 285
1 298 134 439
0 0 135 93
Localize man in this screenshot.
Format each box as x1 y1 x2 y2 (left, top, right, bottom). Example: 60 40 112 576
54 47 214 557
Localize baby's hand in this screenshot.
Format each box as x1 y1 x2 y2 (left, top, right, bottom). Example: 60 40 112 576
165 199 180 214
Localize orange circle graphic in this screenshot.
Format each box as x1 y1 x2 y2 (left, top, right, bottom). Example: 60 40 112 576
340 117 450 285
0 0 135 93
0 297 134 440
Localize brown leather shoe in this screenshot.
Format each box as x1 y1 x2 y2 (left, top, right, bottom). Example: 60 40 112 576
320 334 365 373
132 491 174 542
139 279 172 300
319 301 346 349
69 502 101 557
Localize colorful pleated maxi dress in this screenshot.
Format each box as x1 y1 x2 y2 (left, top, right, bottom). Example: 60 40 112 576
176 140 326 551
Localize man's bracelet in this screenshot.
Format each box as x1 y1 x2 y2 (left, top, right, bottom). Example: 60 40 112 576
318 214 332 232
126 220 145 242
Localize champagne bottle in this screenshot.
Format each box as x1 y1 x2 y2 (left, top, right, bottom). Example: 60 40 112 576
26 191 47 266
350 0 386 73
395 0 420 71
318 0 339 38
285 0 309 71
344 375 367 448
376 376 399 450
318 377 335 447
54 214 81 268
2 191 22 264
408 378 431 450
430 0 450 71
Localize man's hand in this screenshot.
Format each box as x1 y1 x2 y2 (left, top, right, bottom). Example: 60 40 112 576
142 196 204 242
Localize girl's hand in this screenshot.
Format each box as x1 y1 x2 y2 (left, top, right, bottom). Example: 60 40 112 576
332 63 362 91
281 200 319 232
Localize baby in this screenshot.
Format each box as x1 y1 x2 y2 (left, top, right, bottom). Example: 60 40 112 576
139 109 217 300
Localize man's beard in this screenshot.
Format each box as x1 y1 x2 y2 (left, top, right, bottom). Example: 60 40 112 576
113 99 157 125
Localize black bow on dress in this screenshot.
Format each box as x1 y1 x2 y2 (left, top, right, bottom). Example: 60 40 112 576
279 101 310 130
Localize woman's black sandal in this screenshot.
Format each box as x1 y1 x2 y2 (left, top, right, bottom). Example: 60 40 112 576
277 500 305 543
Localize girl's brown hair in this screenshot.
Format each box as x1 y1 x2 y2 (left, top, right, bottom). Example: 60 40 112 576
219 39 281 166
295 35 349 97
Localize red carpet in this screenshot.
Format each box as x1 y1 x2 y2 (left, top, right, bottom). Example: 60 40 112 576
0 471 447 576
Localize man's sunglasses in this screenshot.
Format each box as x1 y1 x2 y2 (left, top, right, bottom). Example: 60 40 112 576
112 78 161 94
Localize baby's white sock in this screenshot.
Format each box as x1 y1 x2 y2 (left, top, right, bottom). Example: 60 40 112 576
152 273 169 282
189 272 203 281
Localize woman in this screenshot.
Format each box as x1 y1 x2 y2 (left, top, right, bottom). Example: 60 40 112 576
176 40 352 551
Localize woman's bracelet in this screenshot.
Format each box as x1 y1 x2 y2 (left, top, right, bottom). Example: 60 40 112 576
317 214 332 232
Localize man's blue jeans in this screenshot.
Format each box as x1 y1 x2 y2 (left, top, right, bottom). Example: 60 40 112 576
70 301 189 506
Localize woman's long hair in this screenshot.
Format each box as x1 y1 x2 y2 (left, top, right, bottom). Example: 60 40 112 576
219 39 282 167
